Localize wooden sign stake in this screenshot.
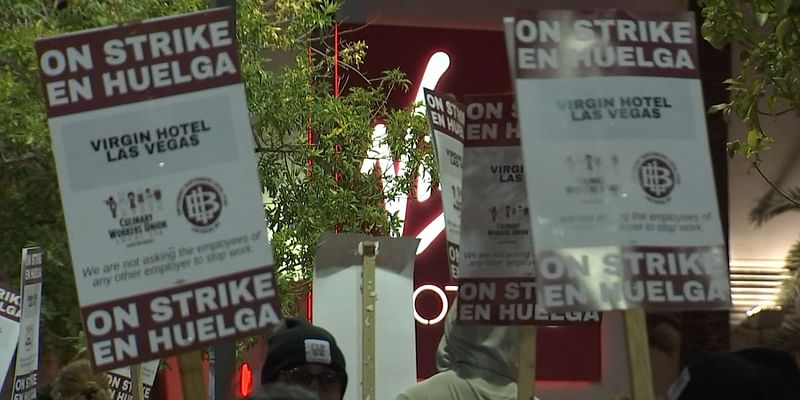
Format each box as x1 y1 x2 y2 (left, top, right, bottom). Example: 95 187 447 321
623 308 655 400
360 241 378 400
131 364 145 400
517 325 537 400
178 350 207 400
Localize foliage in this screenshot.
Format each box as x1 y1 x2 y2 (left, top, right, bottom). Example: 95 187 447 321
749 186 800 225
750 193 800 351
777 240 800 299
238 0 434 300
761 239 800 350
702 0 800 350
700 0 800 160
0 0 433 361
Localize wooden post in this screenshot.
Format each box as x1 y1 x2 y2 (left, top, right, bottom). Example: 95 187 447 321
178 350 208 400
360 241 377 400
624 308 655 400
517 326 537 400
131 364 145 400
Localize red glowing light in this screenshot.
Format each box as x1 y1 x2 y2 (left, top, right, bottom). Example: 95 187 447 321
239 362 253 397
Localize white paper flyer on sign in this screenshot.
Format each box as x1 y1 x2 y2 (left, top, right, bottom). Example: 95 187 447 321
458 94 537 324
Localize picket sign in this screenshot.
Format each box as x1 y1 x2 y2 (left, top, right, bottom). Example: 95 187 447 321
426 88 541 398
313 233 419 400
35 5 281 380
12 247 43 400
505 8 731 399
359 241 378 400
0 283 20 396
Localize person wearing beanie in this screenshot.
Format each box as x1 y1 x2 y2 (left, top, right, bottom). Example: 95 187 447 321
261 318 347 400
667 347 800 400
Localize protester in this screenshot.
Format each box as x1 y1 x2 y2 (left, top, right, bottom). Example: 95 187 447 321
666 347 800 399
261 318 347 400
396 300 540 400
50 359 111 400
246 382 320 400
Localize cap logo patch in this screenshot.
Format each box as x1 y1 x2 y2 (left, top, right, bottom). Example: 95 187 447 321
305 339 332 364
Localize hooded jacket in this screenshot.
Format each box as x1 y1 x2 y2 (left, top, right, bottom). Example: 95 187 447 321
397 301 534 400
436 301 519 383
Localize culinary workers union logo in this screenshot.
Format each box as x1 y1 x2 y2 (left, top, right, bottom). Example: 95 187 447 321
634 153 680 204
177 177 227 232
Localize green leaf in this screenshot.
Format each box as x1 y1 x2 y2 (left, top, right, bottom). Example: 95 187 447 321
747 129 760 148
767 96 778 114
700 20 715 41
755 12 769 27
747 101 763 131
708 103 730 114
701 20 729 49
726 141 742 159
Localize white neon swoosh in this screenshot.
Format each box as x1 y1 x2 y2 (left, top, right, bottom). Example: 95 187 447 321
413 52 450 254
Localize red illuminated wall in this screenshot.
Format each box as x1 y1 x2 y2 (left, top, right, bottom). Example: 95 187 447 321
341 23 602 382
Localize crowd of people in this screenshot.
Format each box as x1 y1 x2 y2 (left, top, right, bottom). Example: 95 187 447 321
31 304 800 400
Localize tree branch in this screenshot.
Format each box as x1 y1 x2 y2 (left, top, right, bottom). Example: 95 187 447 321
309 46 370 85
311 18 377 42
1 153 37 165
753 161 800 207
254 146 307 154
758 108 793 116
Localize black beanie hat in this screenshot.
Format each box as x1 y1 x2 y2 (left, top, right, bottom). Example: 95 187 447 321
669 347 800 400
261 318 347 395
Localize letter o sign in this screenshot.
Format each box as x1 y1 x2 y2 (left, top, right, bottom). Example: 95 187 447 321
539 255 566 279
40 49 66 77
515 19 539 43
413 285 449 325
86 309 113 336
